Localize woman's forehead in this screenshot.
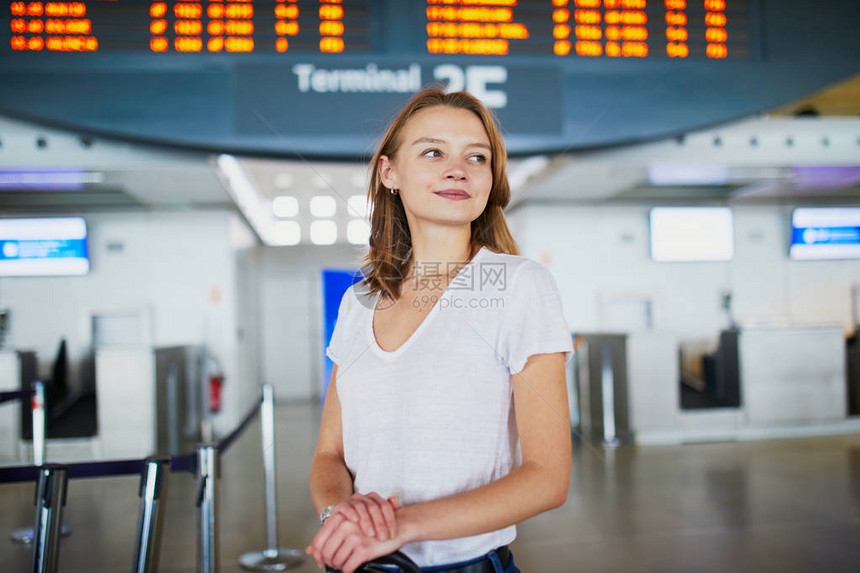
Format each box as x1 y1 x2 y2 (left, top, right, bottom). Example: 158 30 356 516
403 106 490 144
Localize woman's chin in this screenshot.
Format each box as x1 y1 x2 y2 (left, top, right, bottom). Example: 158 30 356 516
421 216 478 229
409 208 484 228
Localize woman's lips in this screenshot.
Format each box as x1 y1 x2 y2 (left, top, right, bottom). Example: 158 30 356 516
434 190 470 200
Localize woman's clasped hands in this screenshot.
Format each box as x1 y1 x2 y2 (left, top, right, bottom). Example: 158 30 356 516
305 492 404 572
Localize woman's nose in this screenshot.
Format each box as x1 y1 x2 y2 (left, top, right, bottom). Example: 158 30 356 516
443 159 467 180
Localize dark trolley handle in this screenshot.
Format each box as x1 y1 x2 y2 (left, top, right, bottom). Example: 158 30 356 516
328 550 422 573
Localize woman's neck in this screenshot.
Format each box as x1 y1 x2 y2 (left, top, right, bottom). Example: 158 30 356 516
407 224 475 280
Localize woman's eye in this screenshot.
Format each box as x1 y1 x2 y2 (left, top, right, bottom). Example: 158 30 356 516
422 149 441 158
469 154 488 164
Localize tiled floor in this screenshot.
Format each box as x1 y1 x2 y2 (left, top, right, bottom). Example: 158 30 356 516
2 402 860 572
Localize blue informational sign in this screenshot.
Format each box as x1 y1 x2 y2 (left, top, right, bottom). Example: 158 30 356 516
791 227 860 246
0 238 88 261
0 218 90 276
790 208 860 260
321 268 363 404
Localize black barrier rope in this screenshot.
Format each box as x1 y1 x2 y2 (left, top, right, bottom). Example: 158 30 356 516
0 453 199 485
0 389 34 406
217 393 264 454
0 394 265 485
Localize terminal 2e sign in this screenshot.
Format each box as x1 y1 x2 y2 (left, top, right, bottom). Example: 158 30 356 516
235 62 561 139
291 62 509 110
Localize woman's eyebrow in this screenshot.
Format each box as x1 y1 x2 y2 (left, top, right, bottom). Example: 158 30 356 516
411 136 491 150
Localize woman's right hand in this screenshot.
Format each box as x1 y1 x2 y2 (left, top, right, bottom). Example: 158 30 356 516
328 492 401 541
306 512 407 573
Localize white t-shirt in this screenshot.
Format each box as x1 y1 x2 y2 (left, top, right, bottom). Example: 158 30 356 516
325 246 573 567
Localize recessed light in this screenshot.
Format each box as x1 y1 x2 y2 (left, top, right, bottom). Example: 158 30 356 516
312 172 332 189
310 195 337 217
347 195 368 218
347 219 370 245
273 173 295 189
273 195 299 218
310 220 337 245
273 220 301 246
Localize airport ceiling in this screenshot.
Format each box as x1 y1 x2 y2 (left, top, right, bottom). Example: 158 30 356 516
1 76 858 227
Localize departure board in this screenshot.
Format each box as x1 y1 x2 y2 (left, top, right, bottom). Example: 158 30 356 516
7 0 374 53
5 0 750 59
1 0 859 158
424 0 750 59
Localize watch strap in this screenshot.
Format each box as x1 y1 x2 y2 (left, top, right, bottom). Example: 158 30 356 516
319 503 337 525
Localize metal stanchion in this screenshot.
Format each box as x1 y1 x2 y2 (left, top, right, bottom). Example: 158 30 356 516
197 444 220 573
32 381 45 466
31 464 69 573
166 364 180 455
11 381 71 545
239 385 305 571
600 346 619 447
11 382 46 549
133 458 170 573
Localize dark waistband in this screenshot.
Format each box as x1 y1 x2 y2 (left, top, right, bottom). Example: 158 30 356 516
419 546 510 573
329 546 511 573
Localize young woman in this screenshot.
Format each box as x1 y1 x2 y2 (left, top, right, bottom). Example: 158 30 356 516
306 88 573 573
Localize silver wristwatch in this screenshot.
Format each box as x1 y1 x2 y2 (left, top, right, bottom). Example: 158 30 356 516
319 504 337 525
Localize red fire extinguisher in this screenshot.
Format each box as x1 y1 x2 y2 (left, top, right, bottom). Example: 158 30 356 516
209 372 224 413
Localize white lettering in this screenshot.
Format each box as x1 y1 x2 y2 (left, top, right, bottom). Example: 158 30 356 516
433 64 465 93
466 66 507 109
291 63 422 94
433 64 508 109
310 69 328 92
292 64 314 93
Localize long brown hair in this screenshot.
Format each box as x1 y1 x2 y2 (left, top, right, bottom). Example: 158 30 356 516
362 88 520 301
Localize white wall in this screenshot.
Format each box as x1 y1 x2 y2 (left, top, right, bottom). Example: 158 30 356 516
510 203 860 338
0 210 255 434
257 244 366 402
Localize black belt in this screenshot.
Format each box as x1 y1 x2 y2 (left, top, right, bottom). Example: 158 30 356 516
330 546 511 573
423 546 511 573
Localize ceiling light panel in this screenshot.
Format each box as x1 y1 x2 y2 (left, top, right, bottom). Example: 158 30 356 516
310 220 337 245
273 220 301 246
347 219 370 245
272 195 299 218
310 195 337 218
347 194 368 219
273 172 294 189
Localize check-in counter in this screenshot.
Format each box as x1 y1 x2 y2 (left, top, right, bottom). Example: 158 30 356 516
95 347 156 459
740 326 846 425
623 326 854 444
0 350 23 461
0 349 36 462
849 333 860 416
95 345 202 459
627 333 679 441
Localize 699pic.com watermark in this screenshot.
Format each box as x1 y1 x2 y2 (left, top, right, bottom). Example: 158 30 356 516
411 293 504 311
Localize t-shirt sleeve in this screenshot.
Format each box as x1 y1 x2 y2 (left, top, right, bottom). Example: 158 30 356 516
325 286 354 366
500 262 573 375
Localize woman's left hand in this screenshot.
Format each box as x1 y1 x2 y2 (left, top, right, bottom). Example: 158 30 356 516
305 512 405 573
